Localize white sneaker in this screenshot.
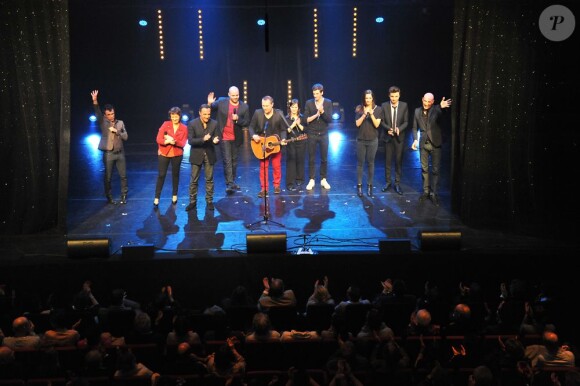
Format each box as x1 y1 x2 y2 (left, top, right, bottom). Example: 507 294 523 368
321 178 331 189
306 179 315 190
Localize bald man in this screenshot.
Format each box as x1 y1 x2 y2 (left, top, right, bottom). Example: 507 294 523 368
411 92 452 206
208 86 250 194
524 330 575 368
1 316 41 350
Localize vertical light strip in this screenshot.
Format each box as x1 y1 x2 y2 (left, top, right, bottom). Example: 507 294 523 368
198 10 204 60
313 8 318 58
287 80 293 105
243 80 248 104
352 7 357 58
157 9 164 60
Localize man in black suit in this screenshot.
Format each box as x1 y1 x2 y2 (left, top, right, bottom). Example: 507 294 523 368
91 90 129 204
249 96 289 197
208 86 250 194
380 86 409 195
411 92 452 206
186 104 220 212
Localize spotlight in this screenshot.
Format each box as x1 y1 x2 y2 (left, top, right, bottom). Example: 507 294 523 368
331 102 345 123
89 114 97 122
375 17 384 23
139 19 148 27
257 19 266 26
181 104 194 123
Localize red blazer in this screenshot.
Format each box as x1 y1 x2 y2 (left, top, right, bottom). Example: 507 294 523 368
156 121 188 157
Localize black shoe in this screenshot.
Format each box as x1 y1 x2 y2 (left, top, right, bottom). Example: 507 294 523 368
226 186 234 195
367 184 373 197
185 203 197 211
419 192 430 202
431 194 440 206
107 195 117 205
381 183 392 192
257 190 268 198
394 184 403 195
357 184 363 197
287 185 297 192
120 195 127 204
206 202 215 210
232 183 241 190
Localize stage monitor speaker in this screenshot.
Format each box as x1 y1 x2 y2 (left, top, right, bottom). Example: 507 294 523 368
122 244 155 260
420 231 462 251
67 238 110 259
246 232 287 254
379 239 411 254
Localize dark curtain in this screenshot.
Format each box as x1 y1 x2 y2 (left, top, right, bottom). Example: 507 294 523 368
450 0 577 239
0 0 70 234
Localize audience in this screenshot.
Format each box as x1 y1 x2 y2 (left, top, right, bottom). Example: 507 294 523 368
245 312 281 341
41 309 81 347
525 330 576 368
0 316 41 349
259 277 297 310
0 276 575 385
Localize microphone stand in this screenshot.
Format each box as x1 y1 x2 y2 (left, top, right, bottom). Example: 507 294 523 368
247 122 285 230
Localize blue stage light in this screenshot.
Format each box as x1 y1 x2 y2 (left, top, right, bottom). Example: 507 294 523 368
89 114 97 122
257 19 266 26
139 19 148 27
181 114 189 123
375 17 384 23
332 112 341 120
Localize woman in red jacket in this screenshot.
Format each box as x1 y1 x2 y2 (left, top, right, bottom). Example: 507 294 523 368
154 107 188 206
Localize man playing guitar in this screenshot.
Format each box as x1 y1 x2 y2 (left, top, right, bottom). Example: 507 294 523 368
249 96 289 197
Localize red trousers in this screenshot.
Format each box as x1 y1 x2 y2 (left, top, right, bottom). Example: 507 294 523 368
259 151 282 190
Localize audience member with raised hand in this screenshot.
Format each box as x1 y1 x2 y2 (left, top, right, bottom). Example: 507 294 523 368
245 312 281 342
206 336 246 385
307 276 334 306
41 309 81 347
152 285 180 311
258 277 297 311
328 358 365 386
72 280 100 311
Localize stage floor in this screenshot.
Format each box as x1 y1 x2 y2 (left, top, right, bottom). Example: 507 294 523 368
23 126 555 259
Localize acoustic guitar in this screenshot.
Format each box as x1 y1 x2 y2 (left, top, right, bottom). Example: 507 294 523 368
251 133 308 159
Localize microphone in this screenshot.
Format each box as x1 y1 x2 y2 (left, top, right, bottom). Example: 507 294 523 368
164 131 167 135
233 108 237 115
